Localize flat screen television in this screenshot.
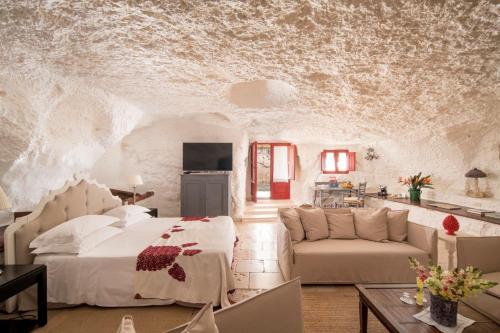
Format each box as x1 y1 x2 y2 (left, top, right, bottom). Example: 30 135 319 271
183 143 233 171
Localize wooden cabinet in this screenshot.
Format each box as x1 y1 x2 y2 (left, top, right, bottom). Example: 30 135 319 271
180 174 231 217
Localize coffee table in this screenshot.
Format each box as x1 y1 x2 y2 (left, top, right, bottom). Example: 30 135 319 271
356 284 499 333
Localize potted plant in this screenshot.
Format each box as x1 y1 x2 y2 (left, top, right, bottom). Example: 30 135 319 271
409 257 497 327
399 172 433 202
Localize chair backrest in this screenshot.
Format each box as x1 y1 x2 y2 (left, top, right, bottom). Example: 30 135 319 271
357 182 367 199
165 278 304 333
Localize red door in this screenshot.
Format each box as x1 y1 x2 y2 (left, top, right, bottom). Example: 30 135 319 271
250 141 258 202
270 143 296 200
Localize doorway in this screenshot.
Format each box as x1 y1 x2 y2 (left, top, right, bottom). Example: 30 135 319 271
250 142 296 202
256 144 271 199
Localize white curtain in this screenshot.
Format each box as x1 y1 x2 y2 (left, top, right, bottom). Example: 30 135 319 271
273 146 289 182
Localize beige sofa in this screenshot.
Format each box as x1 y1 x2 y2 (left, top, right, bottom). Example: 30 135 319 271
278 208 437 284
457 236 500 325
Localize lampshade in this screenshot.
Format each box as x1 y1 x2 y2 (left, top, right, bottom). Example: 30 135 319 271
127 175 143 187
0 185 12 210
465 168 487 178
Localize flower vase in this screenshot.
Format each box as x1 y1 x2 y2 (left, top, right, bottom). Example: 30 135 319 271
416 277 424 306
430 294 458 327
409 189 421 202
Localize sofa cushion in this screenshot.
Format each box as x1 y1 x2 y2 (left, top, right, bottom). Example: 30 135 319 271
325 213 357 239
292 239 428 283
297 208 328 241
483 272 500 298
353 207 389 242
387 210 409 242
279 208 305 242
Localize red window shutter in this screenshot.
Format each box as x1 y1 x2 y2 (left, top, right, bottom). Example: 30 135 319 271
288 145 296 180
348 152 356 171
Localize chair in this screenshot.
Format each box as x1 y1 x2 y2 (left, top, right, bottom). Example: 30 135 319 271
343 182 367 208
165 278 304 333
456 236 500 325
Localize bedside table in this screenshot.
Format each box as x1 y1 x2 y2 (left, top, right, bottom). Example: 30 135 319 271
0 264 47 330
147 208 158 218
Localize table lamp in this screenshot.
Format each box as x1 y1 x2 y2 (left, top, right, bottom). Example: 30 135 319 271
465 168 487 198
0 185 12 275
127 175 143 204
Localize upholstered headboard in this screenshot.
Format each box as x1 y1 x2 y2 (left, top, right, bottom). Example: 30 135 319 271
4 178 122 265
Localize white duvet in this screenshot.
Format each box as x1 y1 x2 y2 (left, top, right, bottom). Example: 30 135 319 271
34 216 237 308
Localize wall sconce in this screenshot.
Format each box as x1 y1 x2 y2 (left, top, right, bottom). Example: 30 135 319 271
364 148 379 161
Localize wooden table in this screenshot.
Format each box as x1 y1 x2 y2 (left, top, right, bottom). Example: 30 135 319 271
0 265 47 332
356 284 499 333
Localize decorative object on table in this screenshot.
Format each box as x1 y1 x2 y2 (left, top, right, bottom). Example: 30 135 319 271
465 168 487 198
399 172 433 202
328 177 338 188
343 182 367 208
377 185 387 198
442 215 460 236
364 147 379 160
127 175 143 204
466 208 494 216
409 257 497 327
428 203 461 210
339 180 353 189
413 307 475 333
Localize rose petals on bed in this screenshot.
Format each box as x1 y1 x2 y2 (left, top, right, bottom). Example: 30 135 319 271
161 233 170 239
136 245 182 271
168 263 186 282
181 242 198 248
183 249 202 256
171 228 185 232
180 216 213 222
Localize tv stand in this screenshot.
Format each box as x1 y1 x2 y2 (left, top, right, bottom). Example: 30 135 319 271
180 173 231 217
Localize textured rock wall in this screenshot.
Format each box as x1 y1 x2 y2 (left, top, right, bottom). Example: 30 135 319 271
91 115 249 218
0 68 143 211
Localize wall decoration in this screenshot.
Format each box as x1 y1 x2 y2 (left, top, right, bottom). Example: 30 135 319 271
364 147 379 160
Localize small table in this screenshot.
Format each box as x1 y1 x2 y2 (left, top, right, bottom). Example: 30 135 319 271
438 231 472 270
356 284 498 333
312 186 354 208
0 265 47 330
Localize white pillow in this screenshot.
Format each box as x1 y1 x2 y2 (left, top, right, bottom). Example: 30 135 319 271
30 215 120 249
32 226 123 255
182 302 219 333
104 205 150 221
112 212 152 228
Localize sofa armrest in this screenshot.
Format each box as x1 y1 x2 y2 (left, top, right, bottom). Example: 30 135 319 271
457 236 500 273
407 222 437 265
277 222 294 281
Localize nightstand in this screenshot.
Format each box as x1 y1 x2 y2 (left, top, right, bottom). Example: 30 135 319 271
0 264 47 331
147 208 158 218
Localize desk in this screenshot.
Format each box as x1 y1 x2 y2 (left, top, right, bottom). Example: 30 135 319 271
312 187 354 208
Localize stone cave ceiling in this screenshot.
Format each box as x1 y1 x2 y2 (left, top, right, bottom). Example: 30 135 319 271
1 0 499 143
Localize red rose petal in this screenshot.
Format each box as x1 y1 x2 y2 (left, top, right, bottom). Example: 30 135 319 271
183 249 202 256
168 263 186 282
136 245 182 271
182 242 198 248
161 233 170 239
171 228 185 232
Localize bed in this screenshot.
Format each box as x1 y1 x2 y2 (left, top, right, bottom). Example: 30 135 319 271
4 178 237 312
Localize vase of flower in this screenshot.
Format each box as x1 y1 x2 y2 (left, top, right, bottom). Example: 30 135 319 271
409 257 498 328
430 294 458 327
399 173 433 203
409 189 421 202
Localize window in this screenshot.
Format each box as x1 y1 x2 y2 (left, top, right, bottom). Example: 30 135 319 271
321 150 356 174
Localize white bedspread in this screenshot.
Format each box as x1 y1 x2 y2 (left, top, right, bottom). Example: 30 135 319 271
34 216 236 308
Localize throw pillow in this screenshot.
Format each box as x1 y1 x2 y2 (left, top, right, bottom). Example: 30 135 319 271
182 302 219 333
325 213 357 239
387 209 409 242
353 207 389 242
296 208 329 241
279 208 305 242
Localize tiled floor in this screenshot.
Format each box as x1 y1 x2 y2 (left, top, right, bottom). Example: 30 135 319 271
230 200 289 299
